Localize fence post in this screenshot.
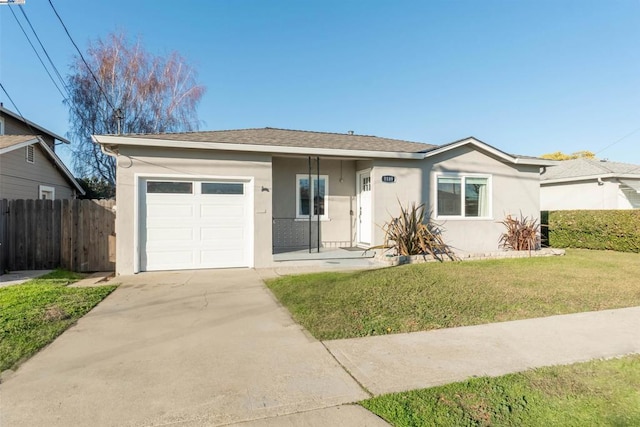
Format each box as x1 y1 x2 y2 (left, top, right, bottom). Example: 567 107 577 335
0 199 7 272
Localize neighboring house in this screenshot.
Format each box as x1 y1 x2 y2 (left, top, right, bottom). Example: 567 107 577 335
0 106 84 200
540 158 640 210
93 128 552 275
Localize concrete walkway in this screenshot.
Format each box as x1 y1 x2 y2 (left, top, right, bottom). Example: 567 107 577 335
0 269 376 427
2 267 640 426
325 306 640 395
0 269 52 287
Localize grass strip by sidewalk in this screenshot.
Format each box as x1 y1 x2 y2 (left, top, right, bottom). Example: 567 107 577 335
360 355 640 426
266 249 640 340
0 270 117 372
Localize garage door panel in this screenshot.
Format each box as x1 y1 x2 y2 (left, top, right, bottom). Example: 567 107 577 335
148 227 195 241
200 226 244 241
201 205 245 219
200 249 246 266
146 251 195 271
146 204 194 219
141 179 251 271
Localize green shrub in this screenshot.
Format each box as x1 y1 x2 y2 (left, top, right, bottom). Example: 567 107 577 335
372 202 458 261
545 210 640 252
499 213 540 251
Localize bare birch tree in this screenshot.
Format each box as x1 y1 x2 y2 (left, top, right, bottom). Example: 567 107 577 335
67 32 206 183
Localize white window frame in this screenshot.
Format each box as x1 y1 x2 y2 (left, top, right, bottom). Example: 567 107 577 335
435 173 492 220
38 185 55 200
295 174 329 220
0 116 4 135
26 145 35 163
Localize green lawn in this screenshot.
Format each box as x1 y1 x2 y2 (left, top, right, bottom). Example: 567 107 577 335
0 270 117 372
266 249 640 340
361 355 640 427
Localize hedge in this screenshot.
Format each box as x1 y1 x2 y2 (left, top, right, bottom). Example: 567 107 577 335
543 210 640 253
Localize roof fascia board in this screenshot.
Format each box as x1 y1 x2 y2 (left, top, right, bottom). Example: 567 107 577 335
92 135 425 159
514 157 558 166
36 137 85 194
0 106 71 144
422 137 554 166
541 173 640 185
0 137 41 154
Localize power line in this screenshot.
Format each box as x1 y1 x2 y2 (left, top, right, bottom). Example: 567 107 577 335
0 83 26 119
17 5 71 98
595 126 640 157
47 0 118 114
9 4 97 133
0 82 40 138
7 5 68 99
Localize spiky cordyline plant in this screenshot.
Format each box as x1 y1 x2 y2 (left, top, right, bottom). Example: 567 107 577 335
372 202 458 262
498 213 540 252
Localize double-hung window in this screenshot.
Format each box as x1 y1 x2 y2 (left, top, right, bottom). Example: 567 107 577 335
296 174 328 220
436 175 491 218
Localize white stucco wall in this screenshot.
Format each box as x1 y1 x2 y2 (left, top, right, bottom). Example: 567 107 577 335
114 146 273 275
540 179 630 210
370 146 542 254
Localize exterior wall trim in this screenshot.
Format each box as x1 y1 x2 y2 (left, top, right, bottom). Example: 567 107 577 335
95 135 425 160
94 135 553 166
541 173 640 185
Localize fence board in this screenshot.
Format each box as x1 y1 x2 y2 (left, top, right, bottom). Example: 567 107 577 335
0 199 8 272
0 199 115 273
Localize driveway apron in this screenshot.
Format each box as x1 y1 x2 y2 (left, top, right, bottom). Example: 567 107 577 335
0 269 369 426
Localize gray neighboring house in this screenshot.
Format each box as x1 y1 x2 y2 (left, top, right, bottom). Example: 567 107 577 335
93 128 553 275
0 106 84 200
540 158 640 210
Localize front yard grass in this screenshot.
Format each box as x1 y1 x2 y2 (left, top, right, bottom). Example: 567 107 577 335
266 249 640 340
361 355 640 426
0 270 117 372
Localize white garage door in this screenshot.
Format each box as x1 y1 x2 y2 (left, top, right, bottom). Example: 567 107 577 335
141 179 251 271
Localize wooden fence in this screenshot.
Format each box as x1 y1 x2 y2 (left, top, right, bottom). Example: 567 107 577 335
0 199 115 273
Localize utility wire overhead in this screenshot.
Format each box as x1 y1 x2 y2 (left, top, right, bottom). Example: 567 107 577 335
0 82 41 138
47 0 118 114
8 5 68 100
9 4 97 133
595 126 640 157
17 5 71 98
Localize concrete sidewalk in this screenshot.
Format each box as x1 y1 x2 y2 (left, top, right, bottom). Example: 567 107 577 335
0 270 53 287
325 306 640 395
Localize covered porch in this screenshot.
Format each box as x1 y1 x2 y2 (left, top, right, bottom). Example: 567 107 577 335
271 155 374 258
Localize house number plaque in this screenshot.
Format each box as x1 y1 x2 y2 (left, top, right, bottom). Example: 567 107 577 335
382 175 396 183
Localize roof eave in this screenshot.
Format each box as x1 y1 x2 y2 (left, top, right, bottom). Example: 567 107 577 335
423 137 555 166
540 173 640 185
92 135 426 159
0 136 42 154
0 106 71 144
36 137 85 194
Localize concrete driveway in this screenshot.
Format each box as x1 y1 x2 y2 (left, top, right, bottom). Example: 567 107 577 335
0 269 373 426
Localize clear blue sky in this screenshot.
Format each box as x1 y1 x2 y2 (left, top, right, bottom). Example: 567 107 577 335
1 1 639 173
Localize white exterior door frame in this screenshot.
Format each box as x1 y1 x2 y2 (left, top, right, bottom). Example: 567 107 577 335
356 169 372 246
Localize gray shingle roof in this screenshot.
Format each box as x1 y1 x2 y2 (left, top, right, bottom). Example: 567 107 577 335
0 135 39 150
541 158 640 181
122 127 437 153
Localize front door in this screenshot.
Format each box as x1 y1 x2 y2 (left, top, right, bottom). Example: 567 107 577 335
357 170 372 245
